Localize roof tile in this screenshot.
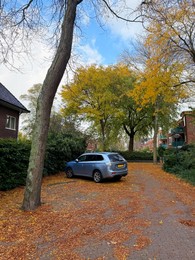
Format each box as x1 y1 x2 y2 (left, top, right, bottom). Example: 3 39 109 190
0 82 29 112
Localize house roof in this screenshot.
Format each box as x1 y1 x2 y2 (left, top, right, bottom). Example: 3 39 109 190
181 110 193 117
0 82 29 113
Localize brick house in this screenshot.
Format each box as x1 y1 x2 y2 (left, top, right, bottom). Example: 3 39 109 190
158 111 195 148
181 111 195 144
0 83 29 139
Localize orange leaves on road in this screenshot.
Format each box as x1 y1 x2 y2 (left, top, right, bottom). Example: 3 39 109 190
0 163 195 259
133 236 151 250
179 220 195 227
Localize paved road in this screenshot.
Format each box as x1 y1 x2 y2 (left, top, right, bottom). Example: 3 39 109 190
126 164 195 260
73 163 195 260
0 163 195 259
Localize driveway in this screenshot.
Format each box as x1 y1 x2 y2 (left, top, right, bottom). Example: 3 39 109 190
0 163 195 259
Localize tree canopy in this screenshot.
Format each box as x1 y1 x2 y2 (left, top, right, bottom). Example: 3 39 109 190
61 64 132 150
61 64 157 151
140 0 195 84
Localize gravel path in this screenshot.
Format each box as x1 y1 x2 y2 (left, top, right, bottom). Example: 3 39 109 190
127 166 195 260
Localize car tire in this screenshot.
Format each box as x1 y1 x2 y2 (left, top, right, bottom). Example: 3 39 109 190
93 170 102 183
66 167 74 178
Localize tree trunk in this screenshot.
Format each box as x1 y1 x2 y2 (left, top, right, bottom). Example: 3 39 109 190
100 119 106 151
123 124 135 152
153 112 158 164
128 134 134 152
22 0 81 211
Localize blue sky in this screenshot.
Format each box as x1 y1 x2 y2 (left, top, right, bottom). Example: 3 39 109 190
77 2 143 66
78 18 128 65
0 0 143 107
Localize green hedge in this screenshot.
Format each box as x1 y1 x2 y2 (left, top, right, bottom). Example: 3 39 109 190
0 134 86 190
163 145 195 185
117 150 154 161
0 139 31 190
44 133 86 174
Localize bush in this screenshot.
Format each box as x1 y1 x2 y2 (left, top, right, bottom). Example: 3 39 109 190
116 150 154 161
163 148 178 171
44 132 86 175
163 145 195 185
0 133 86 190
0 139 31 190
158 146 166 158
177 169 195 185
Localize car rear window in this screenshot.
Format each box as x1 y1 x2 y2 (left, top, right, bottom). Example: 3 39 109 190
108 154 124 162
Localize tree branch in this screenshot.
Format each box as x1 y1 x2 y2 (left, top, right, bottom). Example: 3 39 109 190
15 0 34 26
101 0 142 23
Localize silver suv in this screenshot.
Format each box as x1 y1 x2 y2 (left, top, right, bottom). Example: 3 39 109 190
65 152 128 183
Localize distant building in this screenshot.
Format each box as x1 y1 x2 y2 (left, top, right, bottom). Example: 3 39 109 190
181 111 195 144
86 139 97 152
135 138 153 151
138 111 195 151
0 83 29 139
158 111 195 149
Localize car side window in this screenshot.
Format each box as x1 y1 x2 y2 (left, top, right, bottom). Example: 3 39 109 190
96 155 104 161
78 155 87 162
78 154 104 162
86 155 96 161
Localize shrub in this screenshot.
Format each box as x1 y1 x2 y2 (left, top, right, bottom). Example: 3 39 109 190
163 148 178 171
0 139 31 190
158 146 166 158
163 145 195 185
115 150 154 161
0 133 86 190
177 169 195 185
44 132 86 175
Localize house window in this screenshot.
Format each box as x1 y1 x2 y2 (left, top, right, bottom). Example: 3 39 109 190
5 115 16 130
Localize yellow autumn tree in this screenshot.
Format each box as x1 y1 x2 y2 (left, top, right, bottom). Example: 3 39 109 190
61 64 132 150
131 27 189 163
140 0 195 83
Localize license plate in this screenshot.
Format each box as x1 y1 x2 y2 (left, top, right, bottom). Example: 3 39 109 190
117 164 124 168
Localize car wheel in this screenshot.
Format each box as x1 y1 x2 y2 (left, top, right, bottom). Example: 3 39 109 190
66 167 74 178
93 170 102 183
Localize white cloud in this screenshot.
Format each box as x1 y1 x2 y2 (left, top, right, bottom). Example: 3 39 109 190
0 40 53 104
126 0 143 10
108 18 144 41
79 9 90 26
0 35 104 110
103 0 144 41
78 42 104 65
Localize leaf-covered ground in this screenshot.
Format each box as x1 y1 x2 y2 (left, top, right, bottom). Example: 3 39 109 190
0 163 195 259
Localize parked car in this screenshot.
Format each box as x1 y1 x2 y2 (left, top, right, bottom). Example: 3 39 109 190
65 152 128 183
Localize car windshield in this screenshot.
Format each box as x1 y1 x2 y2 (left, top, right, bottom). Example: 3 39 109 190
108 154 124 162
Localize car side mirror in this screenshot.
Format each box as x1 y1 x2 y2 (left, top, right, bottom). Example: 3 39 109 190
75 159 79 162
